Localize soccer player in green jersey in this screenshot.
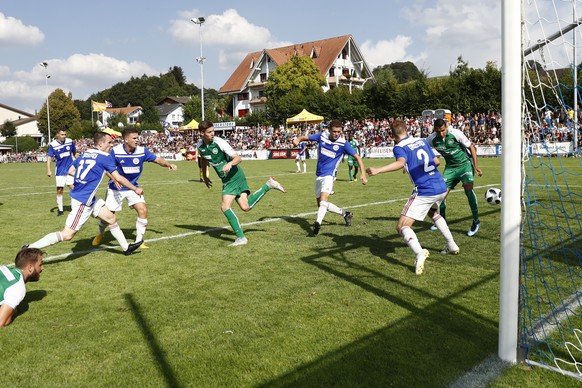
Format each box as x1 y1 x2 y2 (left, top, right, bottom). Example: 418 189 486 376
0 248 45 327
196 121 287 246
347 133 360 182
426 118 483 237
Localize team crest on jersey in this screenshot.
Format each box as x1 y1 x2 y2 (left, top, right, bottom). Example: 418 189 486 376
212 148 218 154
333 145 339 151
133 158 139 164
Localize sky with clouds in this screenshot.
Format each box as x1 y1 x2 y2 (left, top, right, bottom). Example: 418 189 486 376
0 1 506 113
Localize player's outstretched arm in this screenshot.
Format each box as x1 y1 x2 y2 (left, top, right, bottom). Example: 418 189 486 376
354 155 368 185
110 170 143 195
366 158 405 176
154 157 177 171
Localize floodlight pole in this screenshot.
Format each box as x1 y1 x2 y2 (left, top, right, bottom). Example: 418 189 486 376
191 17 206 121
40 62 51 144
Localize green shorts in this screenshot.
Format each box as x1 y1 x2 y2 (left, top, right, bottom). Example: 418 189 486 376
442 164 474 189
347 157 357 167
222 167 250 198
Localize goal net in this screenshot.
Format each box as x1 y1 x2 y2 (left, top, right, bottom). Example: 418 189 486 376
519 0 582 379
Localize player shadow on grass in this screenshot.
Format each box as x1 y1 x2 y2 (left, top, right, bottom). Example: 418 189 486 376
44 236 141 265
49 205 72 214
175 223 263 244
13 289 47 323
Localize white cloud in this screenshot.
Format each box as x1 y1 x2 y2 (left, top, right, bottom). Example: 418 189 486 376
0 13 44 46
360 36 416 69
401 0 502 75
170 8 294 79
170 9 274 49
1 54 158 105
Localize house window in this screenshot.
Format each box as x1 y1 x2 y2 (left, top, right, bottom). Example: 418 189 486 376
238 109 249 117
329 68 335 77
258 90 265 98
342 68 350 76
238 93 249 101
342 49 348 59
260 73 267 82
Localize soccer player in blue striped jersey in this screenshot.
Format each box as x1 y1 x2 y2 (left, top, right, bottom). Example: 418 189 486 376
293 120 367 236
92 128 177 248
366 119 459 275
46 128 76 216
27 132 143 256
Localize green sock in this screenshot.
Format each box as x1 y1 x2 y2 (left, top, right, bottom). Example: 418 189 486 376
465 189 479 222
349 169 353 181
224 208 244 238
248 184 269 209
440 199 447 220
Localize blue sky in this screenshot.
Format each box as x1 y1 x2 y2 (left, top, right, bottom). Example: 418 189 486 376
0 0 505 113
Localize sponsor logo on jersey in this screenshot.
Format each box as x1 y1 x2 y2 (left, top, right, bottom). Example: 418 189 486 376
122 166 140 174
321 148 336 158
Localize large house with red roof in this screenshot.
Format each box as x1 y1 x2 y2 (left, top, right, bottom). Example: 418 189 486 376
219 35 374 118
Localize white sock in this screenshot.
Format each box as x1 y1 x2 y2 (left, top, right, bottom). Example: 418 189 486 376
135 218 147 243
326 202 343 215
30 231 63 249
296 161 300 171
109 223 129 251
303 163 306 173
433 214 455 244
56 195 63 211
316 201 329 224
400 226 422 255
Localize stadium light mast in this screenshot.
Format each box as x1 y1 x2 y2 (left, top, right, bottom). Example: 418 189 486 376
40 61 51 144
191 17 206 121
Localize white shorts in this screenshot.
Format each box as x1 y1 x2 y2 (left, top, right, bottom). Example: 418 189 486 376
105 188 145 212
401 192 447 221
56 175 74 188
315 175 335 198
296 153 306 161
66 198 106 231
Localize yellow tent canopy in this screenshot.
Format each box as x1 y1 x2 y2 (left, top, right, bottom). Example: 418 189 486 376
286 109 324 124
182 119 199 130
102 127 122 137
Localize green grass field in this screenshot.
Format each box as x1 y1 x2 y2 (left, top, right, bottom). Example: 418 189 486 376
0 157 577 387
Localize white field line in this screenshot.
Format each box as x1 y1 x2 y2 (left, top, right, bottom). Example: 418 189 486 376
5 183 498 265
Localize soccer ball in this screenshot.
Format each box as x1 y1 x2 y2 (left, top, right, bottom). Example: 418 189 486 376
485 188 502 205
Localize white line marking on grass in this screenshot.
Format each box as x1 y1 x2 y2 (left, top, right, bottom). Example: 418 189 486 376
8 183 500 265
449 354 511 388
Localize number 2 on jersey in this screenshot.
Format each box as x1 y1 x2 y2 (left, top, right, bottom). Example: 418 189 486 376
416 149 435 173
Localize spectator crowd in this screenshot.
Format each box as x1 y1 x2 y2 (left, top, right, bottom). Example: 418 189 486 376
2 110 581 163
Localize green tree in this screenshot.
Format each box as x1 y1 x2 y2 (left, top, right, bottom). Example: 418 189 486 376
37 88 82 139
1 119 17 138
320 87 369 121
139 97 162 132
266 55 326 125
2 136 38 153
183 95 202 122
364 66 399 118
